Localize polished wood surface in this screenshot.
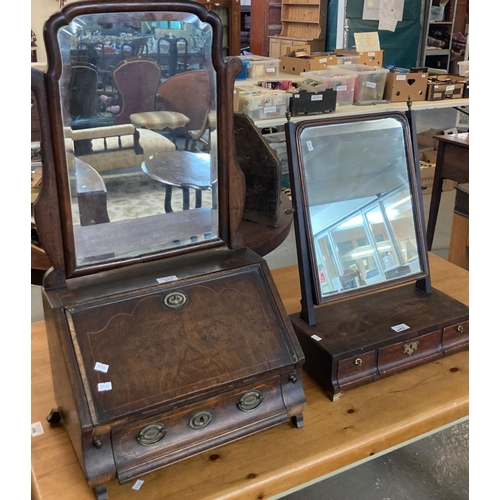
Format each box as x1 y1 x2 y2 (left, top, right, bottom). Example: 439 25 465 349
32 253 469 500
427 133 469 250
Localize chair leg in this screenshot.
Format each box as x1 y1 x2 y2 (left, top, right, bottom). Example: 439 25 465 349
164 185 173 213
195 189 202 208
182 187 190 210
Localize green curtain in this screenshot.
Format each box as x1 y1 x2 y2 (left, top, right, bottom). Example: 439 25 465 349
341 0 423 68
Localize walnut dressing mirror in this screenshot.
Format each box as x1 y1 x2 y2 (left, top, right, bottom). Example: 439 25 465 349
32 2 306 498
36 1 240 279
285 110 468 401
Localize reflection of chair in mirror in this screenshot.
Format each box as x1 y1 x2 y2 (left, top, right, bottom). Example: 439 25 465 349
69 62 116 130
70 123 176 172
112 57 162 125
121 37 149 57
156 36 189 78
129 69 209 149
156 69 210 149
186 109 215 152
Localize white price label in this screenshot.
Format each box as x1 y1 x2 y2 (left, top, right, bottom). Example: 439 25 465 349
366 81 377 89
311 94 323 101
391 323 410 332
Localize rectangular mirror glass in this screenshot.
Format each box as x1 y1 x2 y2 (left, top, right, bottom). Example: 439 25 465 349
290 114 428 304
56 11 219 268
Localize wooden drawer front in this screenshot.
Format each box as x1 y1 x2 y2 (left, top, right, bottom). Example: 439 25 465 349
378 330 442 376
113 377 288 482
442 320 469 352
337 350 377 391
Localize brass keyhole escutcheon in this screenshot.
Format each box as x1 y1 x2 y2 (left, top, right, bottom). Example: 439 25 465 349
189 410 214 430
403 341 419 356
163 291 188 309
137 423 166 446
354 358 363 367
457 325 464 333
237 390 263 412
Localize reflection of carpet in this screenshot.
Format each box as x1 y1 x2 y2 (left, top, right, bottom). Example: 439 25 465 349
72 172 213 224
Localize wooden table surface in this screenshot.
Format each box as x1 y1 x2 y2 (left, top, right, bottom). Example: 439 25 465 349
31 253 469 500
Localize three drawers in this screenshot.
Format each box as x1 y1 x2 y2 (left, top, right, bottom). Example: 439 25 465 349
337 321 468 390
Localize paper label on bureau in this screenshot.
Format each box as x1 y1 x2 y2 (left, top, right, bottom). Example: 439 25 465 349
391 323 410 332
157 275 179 283
311 334 322 341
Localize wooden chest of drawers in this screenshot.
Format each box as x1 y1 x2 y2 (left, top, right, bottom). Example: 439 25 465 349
291 284 469 400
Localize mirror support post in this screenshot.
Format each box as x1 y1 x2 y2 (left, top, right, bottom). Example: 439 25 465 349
406 99 432 295
285 119 316 326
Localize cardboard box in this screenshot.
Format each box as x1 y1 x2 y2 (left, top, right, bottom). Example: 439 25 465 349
417 128 445 150
426 75 465 101
279 45 345 75
384 71 428 102
336 49 384 67
420 163 455 194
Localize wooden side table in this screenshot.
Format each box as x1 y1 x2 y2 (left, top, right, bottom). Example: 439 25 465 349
448 182 469 270
142 150 211 212
426 133 469 250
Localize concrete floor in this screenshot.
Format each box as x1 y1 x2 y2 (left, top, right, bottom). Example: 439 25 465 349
31 107 469 499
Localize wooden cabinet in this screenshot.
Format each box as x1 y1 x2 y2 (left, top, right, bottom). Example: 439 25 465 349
419 0 458 72
194 0 241 56
268 0 327 58
250 0 283 56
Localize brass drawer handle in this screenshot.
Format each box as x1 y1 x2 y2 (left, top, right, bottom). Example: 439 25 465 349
457 325 464 333
237 390 263 412
163 291 188 309
354 358 363 367
189 410 214 430
137 423 166 446
403 341 419 356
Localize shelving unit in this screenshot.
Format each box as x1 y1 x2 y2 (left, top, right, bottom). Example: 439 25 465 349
268 0 327 59
419 0 457 72
250 0 283 56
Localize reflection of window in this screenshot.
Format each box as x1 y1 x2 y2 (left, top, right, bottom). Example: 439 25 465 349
313 186 420 294
152 21 184 30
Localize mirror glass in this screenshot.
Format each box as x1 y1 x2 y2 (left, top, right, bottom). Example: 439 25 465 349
56 10 219 268
294 115 426 302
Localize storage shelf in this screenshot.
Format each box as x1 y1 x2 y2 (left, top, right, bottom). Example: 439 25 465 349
419 0 457 72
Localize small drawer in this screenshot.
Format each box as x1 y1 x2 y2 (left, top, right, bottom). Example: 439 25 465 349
337 350 377 391
442 320 469 352
112 378 285 482
378 330 442 376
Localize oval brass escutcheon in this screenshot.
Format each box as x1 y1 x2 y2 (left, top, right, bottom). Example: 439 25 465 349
237 390 263 412
189 410 214 430
137 423 166 446
403 341 419 356
163 291 188 309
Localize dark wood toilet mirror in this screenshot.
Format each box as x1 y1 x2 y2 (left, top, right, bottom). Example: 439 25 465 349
285 111 432 326
285 110 469 401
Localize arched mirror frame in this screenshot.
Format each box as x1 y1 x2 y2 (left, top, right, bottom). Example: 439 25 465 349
33 0 244 288
285 111 431 326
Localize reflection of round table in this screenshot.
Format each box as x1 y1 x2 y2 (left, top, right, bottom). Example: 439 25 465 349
142 151 212 212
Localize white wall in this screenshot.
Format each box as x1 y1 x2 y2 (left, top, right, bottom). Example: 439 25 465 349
32 0 80 63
